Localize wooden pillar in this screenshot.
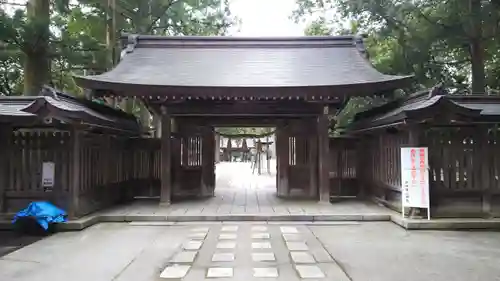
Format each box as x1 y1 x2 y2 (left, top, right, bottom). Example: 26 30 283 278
69 128 82 218
160 108 172 205
276 122 289 197
215 133 220 163
0 126 12 212
201 126 215 197
308 119 318 198
479 126 491 216
318 106 331 202
172 133 181 195
257 141 262 175
356 137 368 198
210 131 216 193
227 138 232 162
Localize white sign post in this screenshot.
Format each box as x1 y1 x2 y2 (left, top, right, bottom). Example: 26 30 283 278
400 147 431 220
42 162 55 191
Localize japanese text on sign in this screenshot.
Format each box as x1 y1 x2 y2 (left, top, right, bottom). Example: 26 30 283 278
401 147 429 208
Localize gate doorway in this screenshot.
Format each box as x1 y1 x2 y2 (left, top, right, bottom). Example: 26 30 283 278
215 127 277 202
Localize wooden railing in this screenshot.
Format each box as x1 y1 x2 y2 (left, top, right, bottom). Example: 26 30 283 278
355 127 500 217
1 130 162 216
329 137 359 197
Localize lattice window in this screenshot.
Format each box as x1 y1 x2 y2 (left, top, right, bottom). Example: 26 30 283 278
181 136 202 166
288 136 308 166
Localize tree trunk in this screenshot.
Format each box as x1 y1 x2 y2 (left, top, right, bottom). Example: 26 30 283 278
106 0 117 69
24 0 50 96
469 0 486 94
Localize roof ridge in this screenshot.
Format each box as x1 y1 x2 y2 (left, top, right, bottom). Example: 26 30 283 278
40 85 137 121
120 34 367 54
354 84 446 121
121 33 359 41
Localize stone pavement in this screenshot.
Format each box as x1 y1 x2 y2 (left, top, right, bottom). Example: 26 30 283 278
2 222 500 281
0 232 40 258
159 223 349 281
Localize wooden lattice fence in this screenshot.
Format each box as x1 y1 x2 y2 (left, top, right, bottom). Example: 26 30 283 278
1 130 162 216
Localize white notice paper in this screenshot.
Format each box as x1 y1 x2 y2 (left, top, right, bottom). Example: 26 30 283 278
42 162 55 187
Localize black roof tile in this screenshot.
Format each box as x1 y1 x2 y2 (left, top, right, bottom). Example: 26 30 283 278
75 35 412 94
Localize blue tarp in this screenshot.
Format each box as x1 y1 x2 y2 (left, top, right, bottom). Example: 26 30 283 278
12 202 67 230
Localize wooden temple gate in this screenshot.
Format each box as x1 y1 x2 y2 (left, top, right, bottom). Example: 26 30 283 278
70 35 413 211
0 33 419 219
4 42 500 221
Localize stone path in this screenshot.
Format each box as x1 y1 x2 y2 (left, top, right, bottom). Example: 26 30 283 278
96 161 389 220
159 223 350 280
3 222 500 281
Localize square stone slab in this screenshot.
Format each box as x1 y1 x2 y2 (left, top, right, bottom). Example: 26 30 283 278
282 233 303 242
160 264 191 279
290 252 315 264
219 233 237 240
252 242 272 249
191 227 209 232
188 232 207 240
252 253 276 262
212 253 235 262
183 240 203 250
251 226 268 232
280 226 299 234
216 242 236 249
253 267 279 278
207 267 233 278
286 242 308 251
295 265 325 278
252 233 270 239
170 251 198 263
221 226 238 232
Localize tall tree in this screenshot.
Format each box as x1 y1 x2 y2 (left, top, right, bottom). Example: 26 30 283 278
23 0 51 95
294 0 500 94
1 0 72 95
0 0 235 100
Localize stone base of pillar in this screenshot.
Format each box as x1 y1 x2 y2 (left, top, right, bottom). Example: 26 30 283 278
159 201 171 207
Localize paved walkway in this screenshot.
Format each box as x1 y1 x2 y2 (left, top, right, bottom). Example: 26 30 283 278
2 222 500 281
98 161 389 220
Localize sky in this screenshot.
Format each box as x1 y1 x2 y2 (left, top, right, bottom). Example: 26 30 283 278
228 0 308 36
2 0 310 37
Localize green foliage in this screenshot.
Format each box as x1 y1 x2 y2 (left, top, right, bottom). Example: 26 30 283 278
0 0 235 96
295 0 499 92
216 127 273 136
304 17 332 36
333 96 388 135
295 0 500 131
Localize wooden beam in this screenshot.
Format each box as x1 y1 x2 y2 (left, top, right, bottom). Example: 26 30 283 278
276 123 289 197
201 126 215 197
0 126 12 212
478 126 492 216
318 106 331 202
215 133 221 163
160 108 172 205
69 128 82 218
178 117 284 127
150 101 325 116
309 121 318 198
